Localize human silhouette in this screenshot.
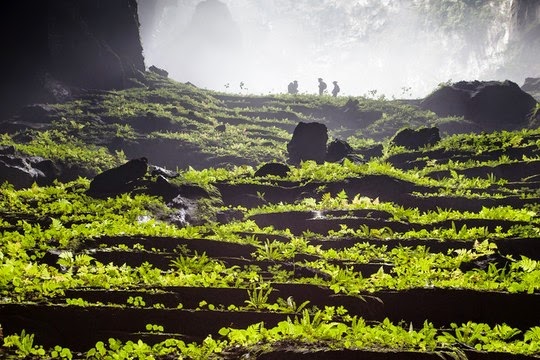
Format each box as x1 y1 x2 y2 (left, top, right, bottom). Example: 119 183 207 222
288 80 299 95
318 78 327 95
332 81 340 97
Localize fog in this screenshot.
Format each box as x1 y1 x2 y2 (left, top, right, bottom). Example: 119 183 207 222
139 0 524 98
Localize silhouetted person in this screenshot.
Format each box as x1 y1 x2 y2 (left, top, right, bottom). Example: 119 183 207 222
332 81 340 97
288 80 298 94
318 78 327 95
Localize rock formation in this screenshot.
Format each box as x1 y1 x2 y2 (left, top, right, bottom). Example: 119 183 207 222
421 80 537 130
391 127 441 150
175 0 242 88
498 0 540 80
1 0 145 118
287 122 328 164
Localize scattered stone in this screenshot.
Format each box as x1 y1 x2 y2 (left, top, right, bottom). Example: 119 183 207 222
177 184 210 199
326 139 353 162
0 145 15 155
459 253 514 272
216 209 244 224
215 124 226 132
391 127 440 150
254 163 291 177
148 65 169 78
32 159 61 186
357 144 384 161
150 165 179 178
148 175 183 202
164 195 197 227
421 80 537 127
88 157 148 196
287 122 328 164
0 156 46 189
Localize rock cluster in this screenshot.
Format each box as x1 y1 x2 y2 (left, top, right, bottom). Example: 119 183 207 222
421 80 537 129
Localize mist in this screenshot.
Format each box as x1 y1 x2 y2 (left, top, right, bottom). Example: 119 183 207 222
138 0 533 98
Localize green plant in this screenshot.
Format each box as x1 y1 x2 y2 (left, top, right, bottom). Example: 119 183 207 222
127 296 146 307
145 324 165 333
3 330 46 357
244 286 273 310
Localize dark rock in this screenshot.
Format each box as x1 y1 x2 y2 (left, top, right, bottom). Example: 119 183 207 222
148 175 182 202
216 209 244 224
391 127 440 150
178 184 210 199
32 159 61 186
43 73 72 103
18 104 58 123
459 253 514 272
326 139 353 162
88 157 148 196
165 195 201 227
287 122 328 164
57 163 96 183
0 156 46 189
254 163 291 177
522 77 540 93
1 0 145 117
148 65 169 78
356 144 384 161
0 146 15 155
150 165 179 178
421 80 537 128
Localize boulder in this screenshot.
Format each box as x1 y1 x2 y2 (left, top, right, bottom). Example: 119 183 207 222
522 77 540 92
326 139 353 162
88 157 148 196
391 127 440 150
150 165 179 178
32 159 61 186
148 65 169 78
522 77 540 100
421 80 537 128
0 146 15 155
254 163 291 177
357 144 384 161
287 122 328 164
0 155 52 189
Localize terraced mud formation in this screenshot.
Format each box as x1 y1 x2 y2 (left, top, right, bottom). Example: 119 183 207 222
1 73 540 359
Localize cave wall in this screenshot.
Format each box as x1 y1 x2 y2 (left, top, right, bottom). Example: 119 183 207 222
500 0 540 80
510 0 540 38
1 0 145 117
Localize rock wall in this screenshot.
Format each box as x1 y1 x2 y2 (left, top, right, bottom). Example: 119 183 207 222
499 0 540 79
510 0 540 38
1 0 145 118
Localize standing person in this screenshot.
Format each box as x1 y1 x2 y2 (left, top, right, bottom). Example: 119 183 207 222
318 78 327 95
332 81 340 97
288 80 299 94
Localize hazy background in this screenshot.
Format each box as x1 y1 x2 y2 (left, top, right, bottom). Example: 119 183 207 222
138 0 537 98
